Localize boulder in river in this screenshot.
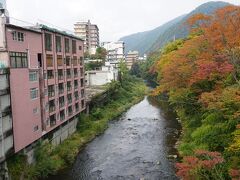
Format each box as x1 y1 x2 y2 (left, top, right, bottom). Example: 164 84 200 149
167 155 177 159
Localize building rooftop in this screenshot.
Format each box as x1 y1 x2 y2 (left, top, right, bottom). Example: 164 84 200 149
6 23 83 41
39 24 83 41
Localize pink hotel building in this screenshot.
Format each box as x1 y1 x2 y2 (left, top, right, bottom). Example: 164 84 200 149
0 14 85 164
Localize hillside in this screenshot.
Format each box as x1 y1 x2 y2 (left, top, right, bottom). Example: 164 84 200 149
119 1 231 55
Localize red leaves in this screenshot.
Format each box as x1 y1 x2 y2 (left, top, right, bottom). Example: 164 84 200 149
230 169 240 180
176 150 224 179
190 58 233 85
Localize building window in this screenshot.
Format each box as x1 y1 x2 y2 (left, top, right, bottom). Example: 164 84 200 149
79 56 83 66
45 33 52 51
59 96 65 108
12 31 24 42
81 89 85 98
68 106 73 116
67 93 72 104
33 108 38 114
10 52 28 68
74 80 78 89
67 69 71 79
80 78 84 87
65 38 70 53
46 54 53 67
58 69 63 80
56 36 62 52
50 114 56 127
72 40 76 54
75 102 79 112
29 71 38 81
48 85 55 97
79 46 82 50
66 56 71 66
74 91 79 100
81 99 85 109
58 83 64 94
47 70 54 79
67 81 72 91
34 125 39 132
49 100 55 113
60 110 65 121
30 88 39 99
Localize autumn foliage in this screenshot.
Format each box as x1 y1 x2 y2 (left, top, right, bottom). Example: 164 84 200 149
176 150 225 179
151 5 240 179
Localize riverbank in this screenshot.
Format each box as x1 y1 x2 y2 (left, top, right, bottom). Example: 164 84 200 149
7 77 147 180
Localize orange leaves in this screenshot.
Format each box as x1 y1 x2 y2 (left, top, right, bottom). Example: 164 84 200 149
154 5 240 97
188 6 240 51
187 13 211 29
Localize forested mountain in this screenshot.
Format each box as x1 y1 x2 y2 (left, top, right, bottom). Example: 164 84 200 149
120 1 231 55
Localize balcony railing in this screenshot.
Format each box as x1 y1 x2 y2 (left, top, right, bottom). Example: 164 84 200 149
58 75 63 80
60 115 65 121
57 59 63 66
0 88 10 96
73 60 78 66
47 75 54 79
67 86 72 91
46 58 53 67
49 106 55 113
50 119 56 127
68 111 73 117
59 88 64 95
48 91 55 97
67 74 71 79
59 102 65 108
74 84 78 89
0 68 9 75
1 106 11 117
75 95 79 100
68 99 72 104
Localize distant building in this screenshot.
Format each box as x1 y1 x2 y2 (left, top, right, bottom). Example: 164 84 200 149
126 51 139 69
139 54 147 61
85 62 118 86
101 41 125 66
74 20 99 54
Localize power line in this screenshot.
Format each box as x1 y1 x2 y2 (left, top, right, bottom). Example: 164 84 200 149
9 16 35 26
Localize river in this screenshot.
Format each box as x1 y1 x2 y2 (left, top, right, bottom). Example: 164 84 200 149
48 96 181 180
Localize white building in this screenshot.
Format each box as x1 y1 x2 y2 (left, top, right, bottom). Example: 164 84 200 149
85 63 118 86
101 41 125 66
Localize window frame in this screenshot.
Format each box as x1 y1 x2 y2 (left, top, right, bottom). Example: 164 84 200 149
30 88 39 100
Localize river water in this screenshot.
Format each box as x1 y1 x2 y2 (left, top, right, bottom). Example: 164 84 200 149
49 96 181 180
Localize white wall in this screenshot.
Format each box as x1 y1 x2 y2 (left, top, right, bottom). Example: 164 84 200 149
86 69 118 86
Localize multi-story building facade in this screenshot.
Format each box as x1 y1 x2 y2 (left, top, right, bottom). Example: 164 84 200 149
125 51 139 70
0 3 13 169
0 11 86 169
74 20 99 55
101 41 125 66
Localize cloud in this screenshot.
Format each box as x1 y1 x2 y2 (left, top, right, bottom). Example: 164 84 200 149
7 0 240 41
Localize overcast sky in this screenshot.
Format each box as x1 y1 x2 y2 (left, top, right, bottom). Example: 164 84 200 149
7 0 240 42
